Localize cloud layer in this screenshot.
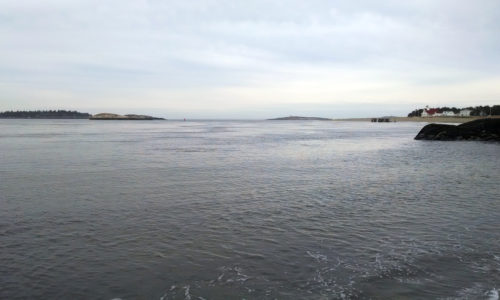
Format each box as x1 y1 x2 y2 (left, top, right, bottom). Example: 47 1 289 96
1 0 499 117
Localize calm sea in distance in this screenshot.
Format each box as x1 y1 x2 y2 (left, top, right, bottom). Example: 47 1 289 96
1 119 499 299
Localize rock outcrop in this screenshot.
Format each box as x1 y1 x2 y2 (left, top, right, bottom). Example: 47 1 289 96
414 118 500 141
89 113 165 120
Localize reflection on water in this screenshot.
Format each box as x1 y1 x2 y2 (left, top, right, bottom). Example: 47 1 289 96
1 119 499 299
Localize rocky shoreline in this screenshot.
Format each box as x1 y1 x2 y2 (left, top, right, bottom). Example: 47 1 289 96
414 118 500 141
89 113 165 120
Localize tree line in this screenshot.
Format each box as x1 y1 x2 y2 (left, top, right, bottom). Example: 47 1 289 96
0 110 91 119
408 105 500 117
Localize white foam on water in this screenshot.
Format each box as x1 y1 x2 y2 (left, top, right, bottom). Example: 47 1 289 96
234 266 250 282
217 266 250 284
159 285 179 300
306 250 328 262
184 285 191 300
486 289 499 300
447 284 500 300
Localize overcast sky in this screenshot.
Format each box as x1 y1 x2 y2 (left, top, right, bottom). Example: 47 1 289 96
1 0 499 118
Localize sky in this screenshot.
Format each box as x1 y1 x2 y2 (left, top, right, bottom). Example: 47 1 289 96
1 0 499 118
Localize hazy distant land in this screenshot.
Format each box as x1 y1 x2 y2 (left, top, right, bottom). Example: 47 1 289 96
268 116 332 121
2 110 498 123
0 110 165 120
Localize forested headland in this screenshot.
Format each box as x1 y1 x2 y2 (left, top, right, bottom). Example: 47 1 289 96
408 105 500 117
0 110 91 119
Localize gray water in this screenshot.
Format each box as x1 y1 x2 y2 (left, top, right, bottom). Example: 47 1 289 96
1 119 499 299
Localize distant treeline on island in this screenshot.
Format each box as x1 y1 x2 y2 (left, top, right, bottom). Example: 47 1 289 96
408 105 500 117
0 110 91 119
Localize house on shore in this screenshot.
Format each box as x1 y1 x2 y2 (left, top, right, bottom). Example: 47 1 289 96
421 108 439 117
442 111 456 117
459 109 472 117
421 107 459 117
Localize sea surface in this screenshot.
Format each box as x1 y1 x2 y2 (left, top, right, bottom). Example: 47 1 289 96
1 119 499 299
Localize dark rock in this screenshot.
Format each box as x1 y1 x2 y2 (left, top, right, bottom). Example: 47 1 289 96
414 118 500 141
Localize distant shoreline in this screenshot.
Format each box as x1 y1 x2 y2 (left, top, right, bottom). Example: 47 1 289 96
89 113 165 120
0 110 166 120
0 110 90 119
333 116 500 124
268 116 331 121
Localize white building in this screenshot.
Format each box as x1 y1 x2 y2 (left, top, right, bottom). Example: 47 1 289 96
459 109 472 117
442 111 456 116
421 107 439 117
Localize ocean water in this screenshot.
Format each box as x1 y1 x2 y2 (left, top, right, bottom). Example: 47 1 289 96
0 119 499 299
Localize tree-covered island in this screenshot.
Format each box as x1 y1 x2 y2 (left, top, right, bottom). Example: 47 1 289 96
0 110 91 119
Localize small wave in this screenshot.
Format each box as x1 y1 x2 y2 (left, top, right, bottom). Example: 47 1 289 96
217 266 250 283
486 289 499 300
184 285 191 300
159 285 194 300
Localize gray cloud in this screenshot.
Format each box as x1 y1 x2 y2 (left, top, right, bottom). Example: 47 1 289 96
0 0 499 117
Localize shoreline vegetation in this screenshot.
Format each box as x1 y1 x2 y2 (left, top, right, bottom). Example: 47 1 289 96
0 110 165 120
408 105 500 117
1 111 499 123
0 110 90 119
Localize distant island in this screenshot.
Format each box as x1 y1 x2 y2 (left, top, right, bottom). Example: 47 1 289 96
0 110 165 120
89 113 165 120
0 110 91 119
268 116 331 121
